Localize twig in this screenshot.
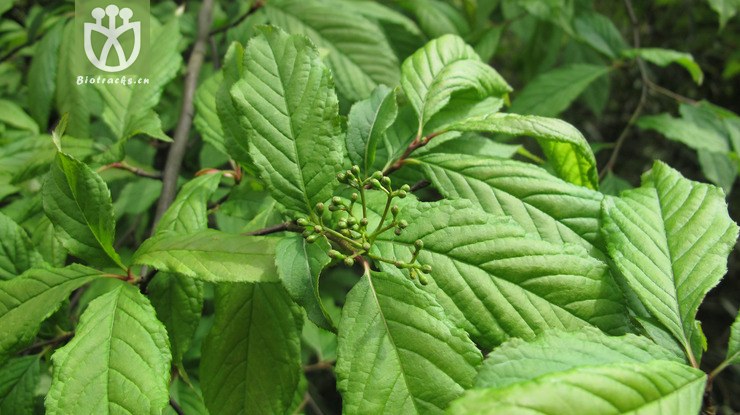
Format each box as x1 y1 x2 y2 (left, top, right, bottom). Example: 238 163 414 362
599 0 649 180
410 179 430 192
20 332 73 354
99 162 162 179
646 79 698 105
383 131 444 176
244 222 302 236
209 0 264 36
153 0 215 227
169 398 185 415
303 360 335 372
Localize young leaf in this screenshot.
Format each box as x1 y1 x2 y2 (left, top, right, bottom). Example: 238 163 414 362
509 64 610 117
373 199 628 349
401 34 511 134
415 154 604 257
0 356 39 415
706 0 738 28
154 172 223 235
450 360 706 415
276 234 334 331
42 152 124 269
0 264 100 362
476 328 680 389
230 26 345 216
336 271 481 414
447 113 599 189
623 48 704 85
132 230 279 283
346 85 398 176
0 212 43 280
201 282 303 415
46 283 171 415
264 0 400 100
601 161 739 363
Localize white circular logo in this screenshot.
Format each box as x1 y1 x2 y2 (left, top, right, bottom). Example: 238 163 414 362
83 4 141 72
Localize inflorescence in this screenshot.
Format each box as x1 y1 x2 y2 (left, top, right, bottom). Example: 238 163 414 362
296 165 432 285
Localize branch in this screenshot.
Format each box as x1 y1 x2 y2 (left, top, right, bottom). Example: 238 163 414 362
599 0 649 179
153 0 215 227
20 332 73 354
209 0 264 36
244 222 302 236
169 398 185 415
303 360 335 372
383 131 444 176
99 162 162 179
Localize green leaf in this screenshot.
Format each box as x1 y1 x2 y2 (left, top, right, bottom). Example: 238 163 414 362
373 199 628 349
401 34 511 134
509 64 610 117
0 100 38 134
476 328 680 389
346 85 398 176
46 283 171 415
55 21 90 138
148 272 203 371
637 114 729 153
194 72 227 156
155 172 223 234
415 154 605 257
97 19 181 141
698 150 736 194
132 230 279 283
0 264 100 363
201 282 303 415
42 152 125 269
574 12 627 59
727 311 740 365
336 271 481 414
623 48 704 85
230 26 345 216
601 161 739 361
447 113 599 189
217 42 253 167
264 0 400 100
450 360 706 415
706 0 739 28
0 356 39 415
276 235 334 331
27 21 63 130
0 212 43 280
399 0 469 38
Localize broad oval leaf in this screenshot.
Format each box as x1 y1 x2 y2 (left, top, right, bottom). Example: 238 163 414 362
276 234 334 331
201 282 303 415
602 161 739 361
336 271 481 414
415 154 604 257
476 328 680 389
0 212 43 280
0 264 100 363
231 26 345 216
46 283 171 415
450 360 706 415
447 113 599 189
400 34 511 134
133 230 278 283
264 0 400 101
155 172 223 234
622 48 703 85
42 152 124 269
373 199 628 349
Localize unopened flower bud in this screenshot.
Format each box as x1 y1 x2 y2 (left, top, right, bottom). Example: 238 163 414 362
421 264 432 274
343 257 355 267
414 239 424 249
296 218 309 226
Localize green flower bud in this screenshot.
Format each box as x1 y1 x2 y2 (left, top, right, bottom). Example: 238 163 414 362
414 239 424 249
421 264 432 274
362 242 371 251
381 176 391 187
397 190 407 199
399 220 409 229
418 273 429 285
371 171 383 180
401 184 411 192
306 234 318 243
296 218 309 226
315 202 325 213
337 172 347 182
332 196 343 205
351 165 361 175
360 218 369 226
328 250 343 259
341 229 352 237
391 205 400 216
313 225 323 233
394 228 402 236
351 193 359 201
343 257 355 267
